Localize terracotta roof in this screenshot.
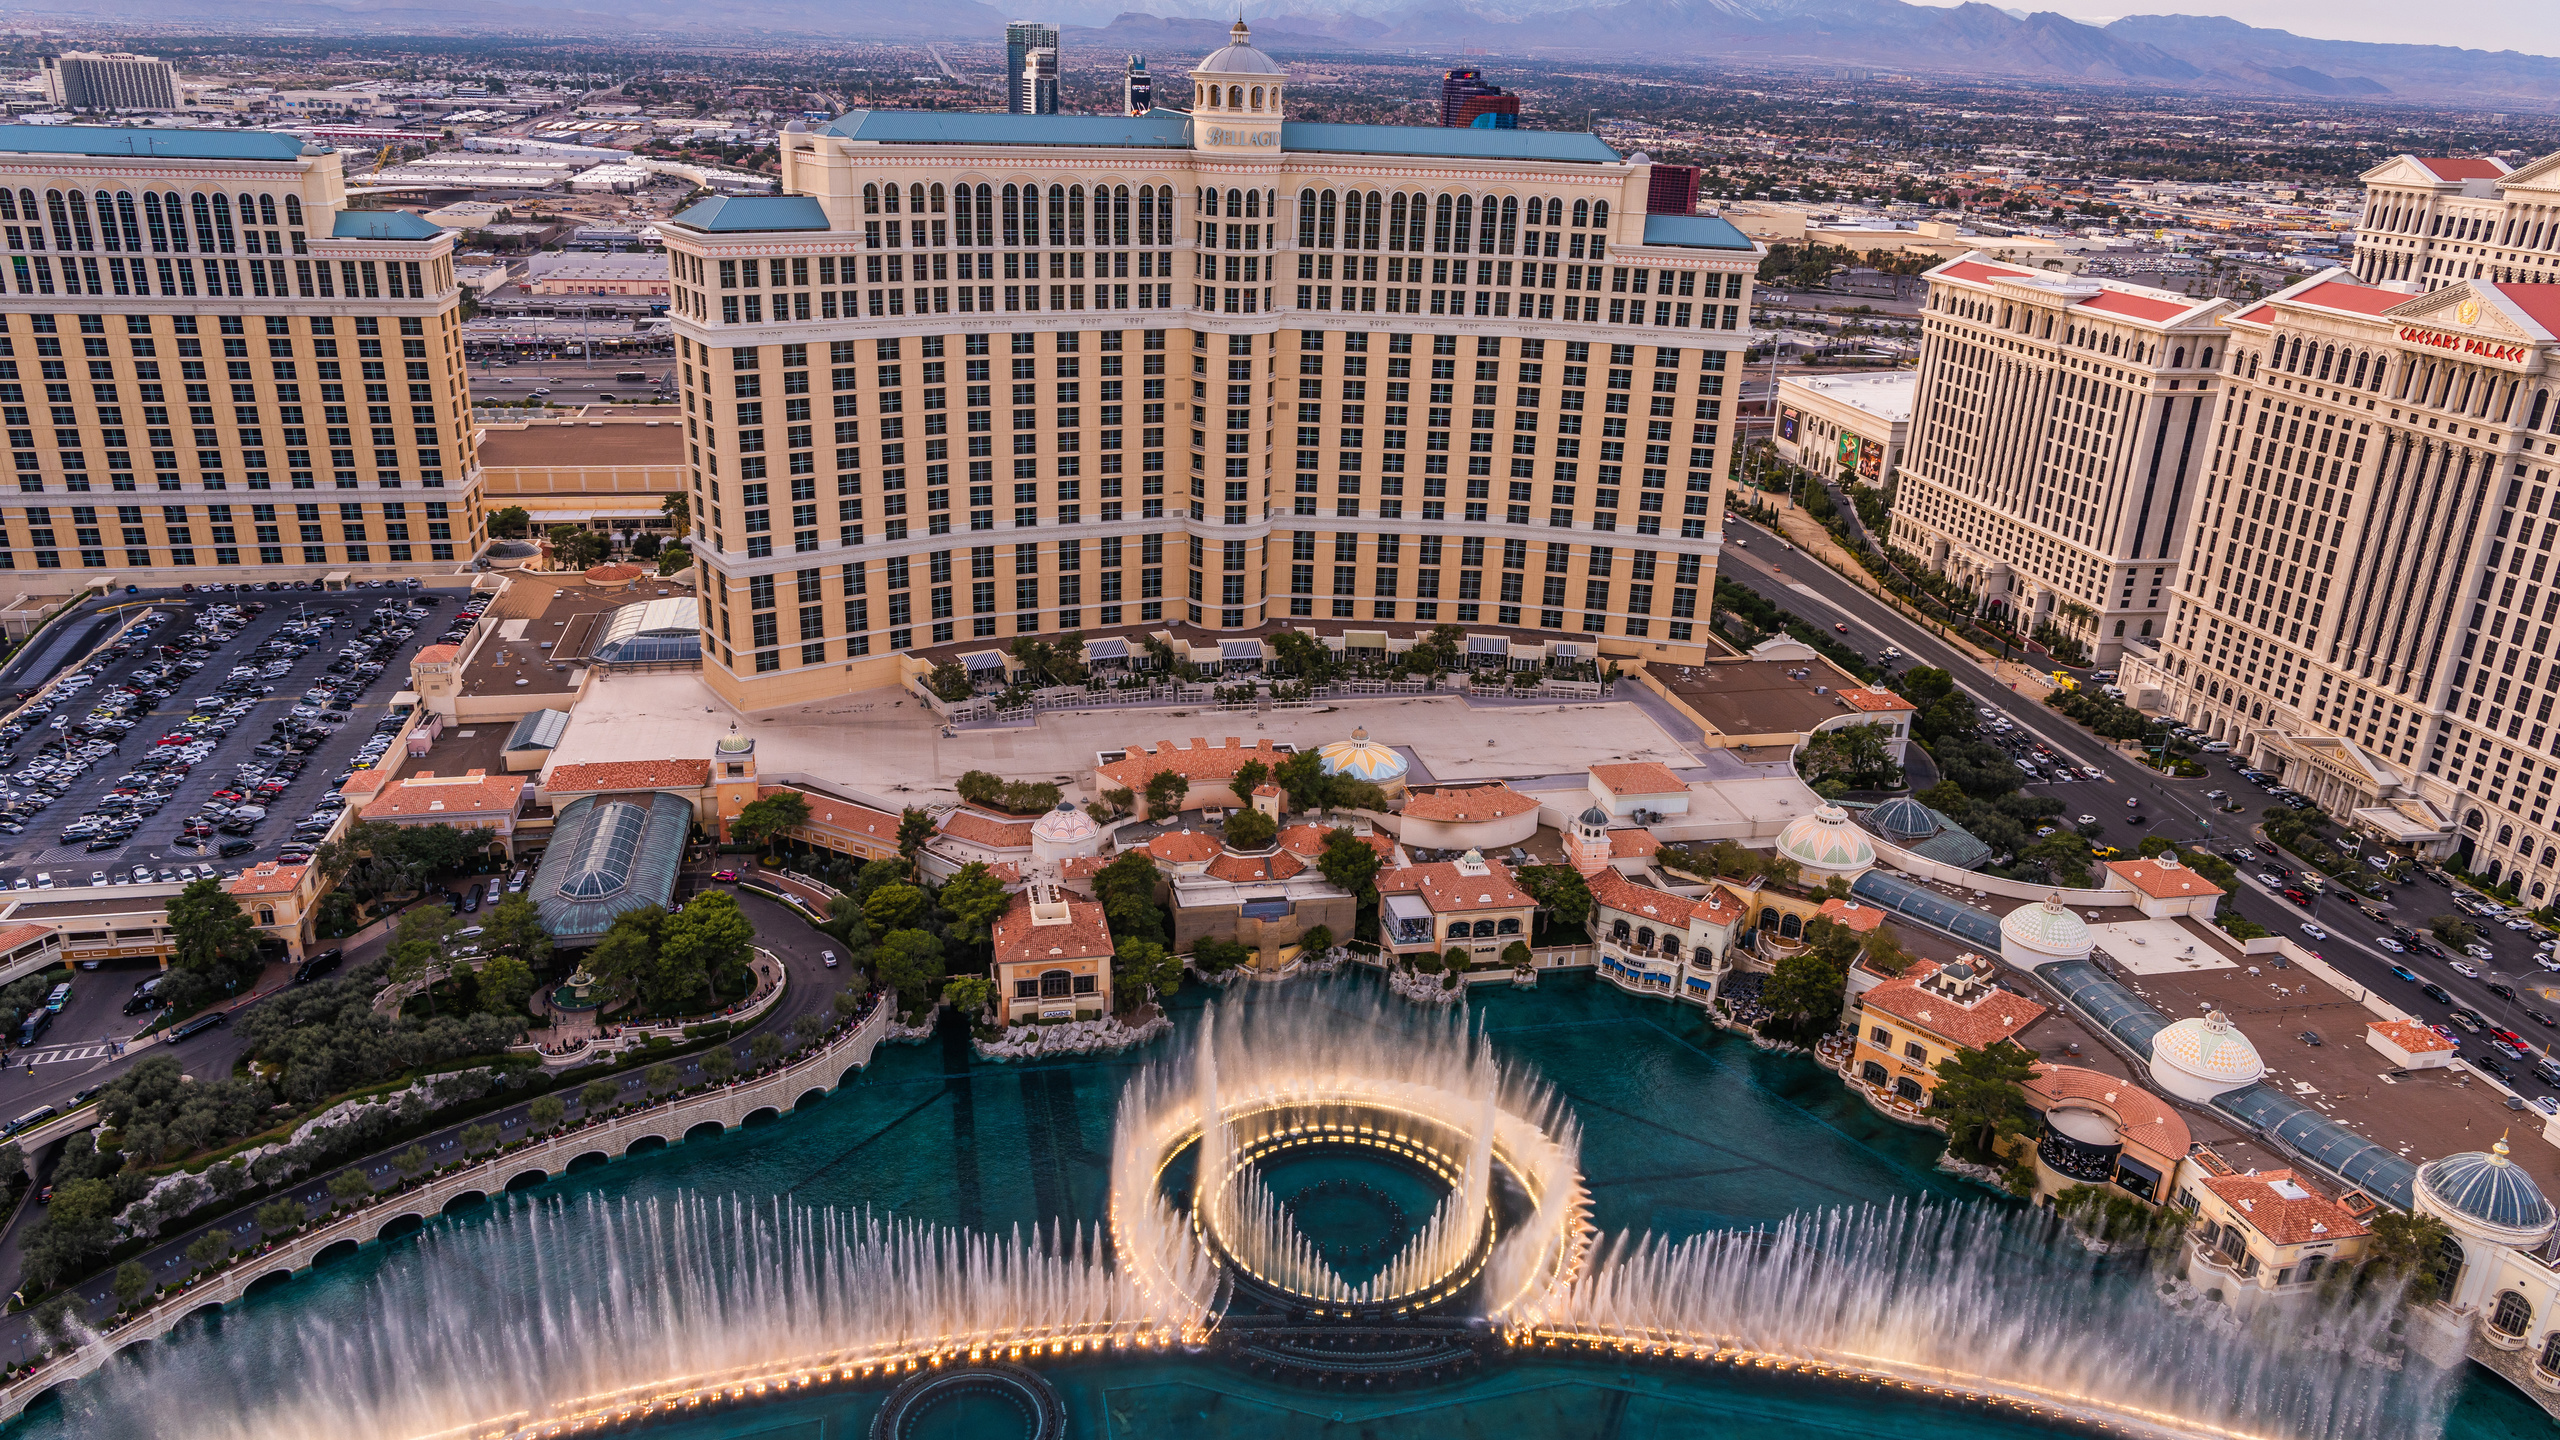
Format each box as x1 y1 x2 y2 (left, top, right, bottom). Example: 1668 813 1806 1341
1587 868 1692 925
2200 1169 2371 1246
2280 280 2404 318
1379 855 1533 914
1609 828 1660 859
938 809 1035 849
771 785 901 844
1401 784 1539 823
1588 761 1687 798
362 770 527 821
1835 687 1913 714
1251 783 1283 798
2021 1062 2191 1167
2413 156 2505 181
1693 884 1748 926
583 562 645 584
990 892 1114 968
2368 1019 2456 1054
1859 958 2045 1050
1940 259 2033 284
2230 304 2273 324
1278 822 1394 860
1062 854 1112 879
1096 737 1291 795
2076 289 2192 323
2487 282 2560 339
1146 829 1223 864
412 644 462 666
1206 849 1307 883
0 922 54 954
228 860 312 897
546 757 713 793
340 766 397 799
1818 897 1886 933
2104 857 2225 900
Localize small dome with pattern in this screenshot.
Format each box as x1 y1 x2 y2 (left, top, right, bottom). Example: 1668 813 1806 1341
2000 896 2092 962
2147 1010 2265 1104
1318 726 1409 782
1775 805 1877 877
1195 19 1285 75
2419 1137 2558 1239
1030 802 1100 845
1867 796 1940 842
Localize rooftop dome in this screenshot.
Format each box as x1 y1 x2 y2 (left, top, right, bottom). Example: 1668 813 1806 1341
1775 805 1877 876
1195 19 1285 75
2000 896 2092 962
1576 804 1612 828
1318 726 1408 782
2419 1137 2558 1238
2147 1010 2265 1104
1030 801 1100 845
1867 796 1940 842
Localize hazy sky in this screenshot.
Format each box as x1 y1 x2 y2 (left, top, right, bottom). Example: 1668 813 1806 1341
1902 0 2559 56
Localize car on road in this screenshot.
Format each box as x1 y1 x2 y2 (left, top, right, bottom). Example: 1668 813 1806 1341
2379 937 2409 954
2035 825 2057 838
2477 1055 2517 1080
1881 647 1901 660
2255 873 2283 888
2281 888 2312 908
2300 923 2329 941
1833 622 1849 633
2540 955 2560 973
2076 814 2097 825
2231 848 2258 862
2423 981 2457 1004
165 1011 227 1041
2204 789 2227 801
821 950 838 968
2125 797 2140 808
2490 1026 2527 1045
2490 982 2522 1002
710 869 739 883
2467 944 2497 962
2390 961 2418 980
2451 960 2481 978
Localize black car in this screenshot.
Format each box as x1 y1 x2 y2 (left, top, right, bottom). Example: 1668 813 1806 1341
293 949 343 984
2423 981 2456 1004
2477 1055 2516 1080
2490 982 2521 1003
218 839 257 857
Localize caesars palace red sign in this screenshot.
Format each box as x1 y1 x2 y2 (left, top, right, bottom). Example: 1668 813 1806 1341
2397 325 2530 364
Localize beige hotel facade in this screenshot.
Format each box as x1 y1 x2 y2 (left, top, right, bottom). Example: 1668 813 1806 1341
657 24 1761 711
0 125 484 582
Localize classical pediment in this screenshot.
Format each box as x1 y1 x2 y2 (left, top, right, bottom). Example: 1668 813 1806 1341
2387 282 2544 344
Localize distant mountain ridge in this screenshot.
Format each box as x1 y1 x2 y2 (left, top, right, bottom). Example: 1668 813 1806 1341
19 0 2560 109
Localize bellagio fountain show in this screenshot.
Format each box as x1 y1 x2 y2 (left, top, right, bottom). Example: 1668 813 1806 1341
0 979 2523 1440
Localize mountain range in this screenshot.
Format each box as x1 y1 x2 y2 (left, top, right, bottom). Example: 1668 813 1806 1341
24 0 2560 110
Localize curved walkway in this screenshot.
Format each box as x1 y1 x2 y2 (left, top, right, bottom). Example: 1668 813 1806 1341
0 999 892 1421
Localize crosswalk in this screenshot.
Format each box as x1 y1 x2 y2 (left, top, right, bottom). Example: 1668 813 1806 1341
19 1043 114 1067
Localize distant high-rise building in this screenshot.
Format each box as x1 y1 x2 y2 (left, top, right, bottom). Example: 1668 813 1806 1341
1437 68 1518 129
1124 54 1152 116
1019 48 1060 117
1007 21 1060 116
38 52 178 112
1646 164 1700 216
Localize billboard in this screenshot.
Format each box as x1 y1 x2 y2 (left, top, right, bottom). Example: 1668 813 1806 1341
1778 407 1799 442
1836 432 1860 470
1859 438 1885 481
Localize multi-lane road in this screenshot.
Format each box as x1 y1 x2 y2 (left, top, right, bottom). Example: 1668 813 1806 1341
1716 514 2560 1105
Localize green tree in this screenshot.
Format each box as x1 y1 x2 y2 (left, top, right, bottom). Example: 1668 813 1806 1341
1143 768 1190 817
1513 865 1593 938
1931 1040 2040 1163
896 808 936 857
1299 923 1335 958
661 890 758 997
941 974 994 1015
2179 848 2239 892
2429 914 2481 948
646 1062 678 1091
701 1046 737 1082
21 1178 118 1287
580 1081 618 1111
1796 721 1903 793
528 1094 567 1132
1316 827 1383 909
660 490 690 533
1228 758 1271 807
1759 936 1851 1039
113 1259 152 1312
1092 851 1168 944
185 1229 230 1271
460 1122 500 1154
489 504 532 538
256 1197 304 1236
476 955 538 1017
1113 937 1180 1006
327 1168 373 1208
863 882 929 934
1503 938 1534 971
1273 749 1333 814
732 790 812 850
1222 807 1277 851
482 892 553 968
548 524 609 569
389 902 462 1011
2358 1209 2456 1306
938 863 1013 949
167 877 265 994
750 1031 785 1066
874 928 947 1003
392 1144 431 1180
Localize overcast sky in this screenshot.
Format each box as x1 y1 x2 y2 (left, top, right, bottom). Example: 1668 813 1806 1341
1905 0 2559 55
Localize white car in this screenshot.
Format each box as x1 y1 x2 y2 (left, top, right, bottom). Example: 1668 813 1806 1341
2376 937 2407 953
2451 960 2481 978
2076 814 2098 825
2254 873 2282 888
820 950 839 969
2300 923 2329 941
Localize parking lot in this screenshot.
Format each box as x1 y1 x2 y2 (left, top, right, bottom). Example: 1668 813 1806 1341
0 586 486 888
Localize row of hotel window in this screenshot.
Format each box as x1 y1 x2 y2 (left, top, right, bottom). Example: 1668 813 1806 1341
0 500 457 568
6 253 433 301
0 187 304 255
693 281 1183 325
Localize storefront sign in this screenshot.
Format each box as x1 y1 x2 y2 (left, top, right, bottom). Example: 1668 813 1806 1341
2397 325 2528 365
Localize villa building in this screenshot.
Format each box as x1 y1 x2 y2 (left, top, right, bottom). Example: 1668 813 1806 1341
655 22 1759 712
2177 1149 2375 1314
991 882 1113 1022
359 768 533 856
1847 955 2046 1105
0 125 487 588
1376 848 1535 963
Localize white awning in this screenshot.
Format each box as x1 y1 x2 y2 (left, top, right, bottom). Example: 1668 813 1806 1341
1219 639 1263 660
1085 637 1130 660
1466 635 1509 656
961 650 1007 672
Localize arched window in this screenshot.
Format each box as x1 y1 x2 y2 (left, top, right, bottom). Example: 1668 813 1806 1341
1546 197 1564 226
883 183 902 215
1039 968 1072 998
257 908 275 926
1472 919 1497 938
1591 199 1609 228
907 182 925 215
1497 918 1520 935
1318 189 1336 248
1453 194 1473 251
1048 184 1067 247
863 183 880 214
1110 185 1129 246
1250 86 1263 109
283 194 302 228
2433 1232 2468 1297
1227 84 1243 109
60 189 93 251
1358 190 1380 250
141 192 169 251
2539 1331 2560 1375
1433 194 1453 253
258 193 278 226
1572 198 1590 228
1611 918 1631 941
113 191 141 252
2494 1291 2534 1338
1068 185 1086 247
1387 192 1410 250
1247 188 1262 219
1861 1060 1889 1086
1779 912 1802 940
1635 927 1655 950
1001 184 1021 246
1496 194 1517 254
1137 186 1156 247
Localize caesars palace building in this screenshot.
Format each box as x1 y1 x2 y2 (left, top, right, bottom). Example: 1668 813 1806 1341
657 23 1760 710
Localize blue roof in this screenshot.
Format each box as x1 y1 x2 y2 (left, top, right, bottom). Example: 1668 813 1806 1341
2216 1084 2418 1211
1642 214 1756 251
823 109 1193 148
668 195 830 234
331 209 443 241
1280 122 1617 164
1850 870 2003 952
0 124 306 163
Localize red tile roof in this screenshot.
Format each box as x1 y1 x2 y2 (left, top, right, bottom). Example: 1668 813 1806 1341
340 766 397 799
2413 157 2505 181
1835 687 1913 714
2283 280 2405 318
546 757 712 793
2076 289 2192 323
1206 849 1306 883
1379 855 1533 915
1589 761 1687 798
1278 822 1394 860
228 860 312 897
1609 829 1660 859
1401 784 1540 823
939 809 1035 849
1693 884 1748 927
1096 737 1292 796
1818 896 1886 933
2367 1019 2455 1055
412 644 462 666
2104 857 2225 900
1940 259 2033 284
990 892 1114 968
1587 868 1693 926
2488 282 2560 339
774 786 901 846
2200 1169 2371 1246
2230 304 2274 324
1062 855 1112 880
2021 1062 2191 1168
1146 829 1223 864
362 770 527 821
0 922 52 956
1860 959 2045 1050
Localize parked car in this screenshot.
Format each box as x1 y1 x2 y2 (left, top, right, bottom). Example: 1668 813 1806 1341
2423 982 2457 1005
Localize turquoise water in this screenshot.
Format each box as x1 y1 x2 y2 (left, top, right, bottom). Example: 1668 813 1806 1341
9 975 2552 1438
